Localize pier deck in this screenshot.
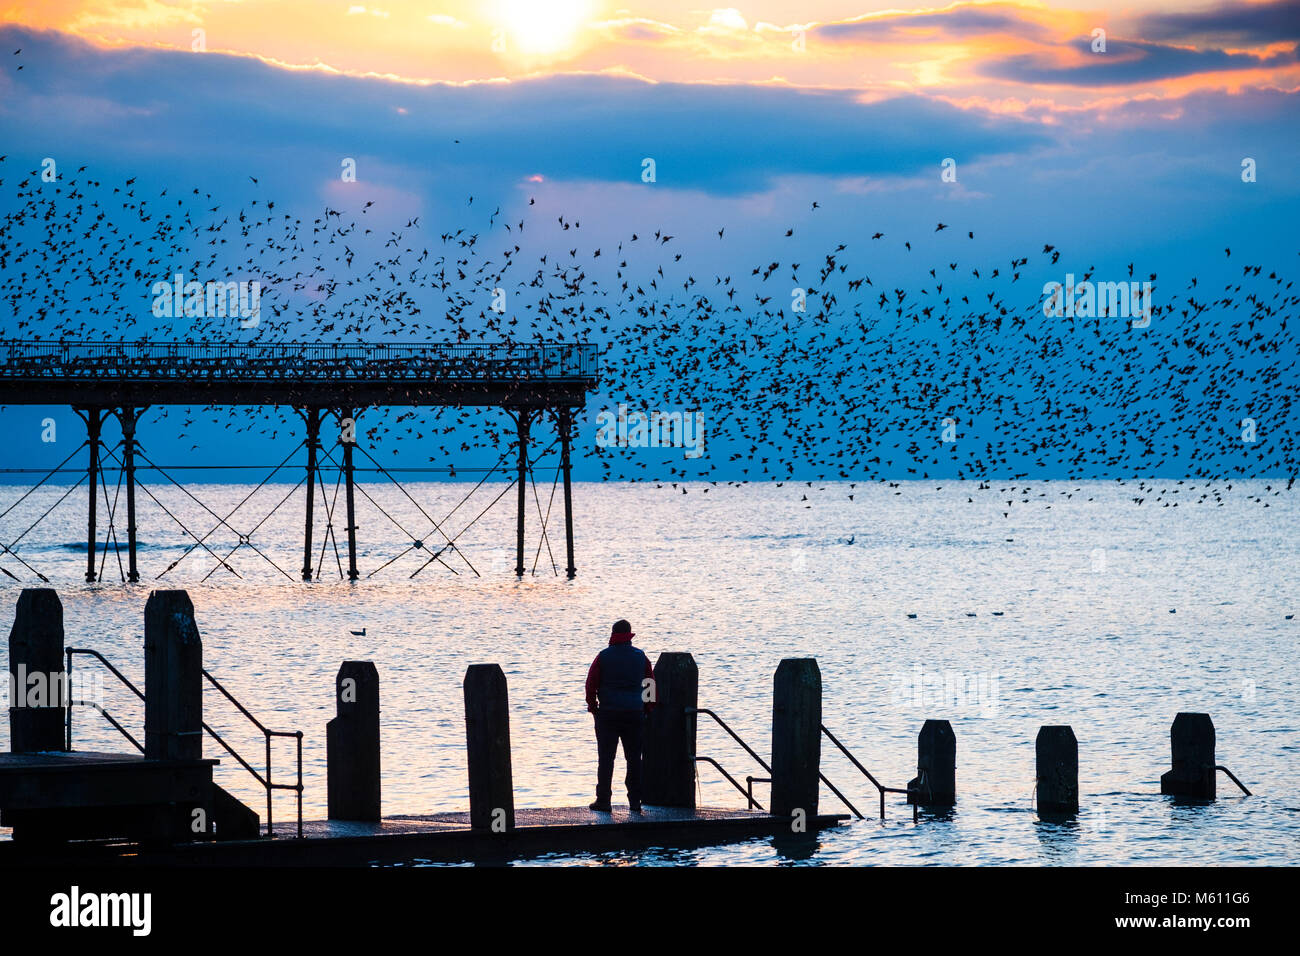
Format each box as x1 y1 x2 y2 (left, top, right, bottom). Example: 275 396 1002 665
0 805 848 866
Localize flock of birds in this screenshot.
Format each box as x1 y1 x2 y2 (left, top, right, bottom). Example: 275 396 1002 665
0 149 1296 514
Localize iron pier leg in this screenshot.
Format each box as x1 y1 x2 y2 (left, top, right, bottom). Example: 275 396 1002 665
559 408 576 580
83 408 102 583
119 406 140 583
302 407 321 581
515 410 531 578
342 408 359 582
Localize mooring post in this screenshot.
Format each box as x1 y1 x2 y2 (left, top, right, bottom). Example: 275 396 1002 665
1036 725 1079 816
80 407 103 583
514 410 531 577
559 408 576 579
341 408 359 581
463 663 515 831
119 405 141 583
8 588 66 753
144 589 203 761
302 406 322 581
771 658 821 820
1160 712 1216 799
907 719 956 806
642 652 698 807
326 661 381 821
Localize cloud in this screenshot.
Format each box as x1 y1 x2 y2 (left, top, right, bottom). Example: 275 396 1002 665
1135 0 1300 45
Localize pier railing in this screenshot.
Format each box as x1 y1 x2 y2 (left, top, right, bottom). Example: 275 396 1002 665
687 706 866 820
0 340 598 383
64 646 303 838
820 723 919 822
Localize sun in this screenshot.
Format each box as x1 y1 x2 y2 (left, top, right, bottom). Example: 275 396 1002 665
496 0 594 57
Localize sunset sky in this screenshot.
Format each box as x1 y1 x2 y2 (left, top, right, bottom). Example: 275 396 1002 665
0 2 1296 479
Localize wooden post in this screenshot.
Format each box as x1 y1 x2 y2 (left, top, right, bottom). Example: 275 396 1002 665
771 658 821 819
907 719 956 806
464 664 514 831
144 590 203 761
8 588 66 753
1160 712 1216 799
642 652 697 807
326 661 381 821
1036 725 1079 815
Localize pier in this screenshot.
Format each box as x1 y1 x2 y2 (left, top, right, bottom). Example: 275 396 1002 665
0 340 599 583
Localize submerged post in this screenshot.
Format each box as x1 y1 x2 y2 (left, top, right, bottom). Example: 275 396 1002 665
119 405 141 583
907 719 956 806
79 408 103 583
1160 712 1216 799
463 663 514 831
341 408 359 581
144 589 202 761
771 658 821 820
642 652 698 807
8 588 66 753
559 407 576 579
514 410 531 577
1036 725 1079 816
302 406 322 581
327 661 381 821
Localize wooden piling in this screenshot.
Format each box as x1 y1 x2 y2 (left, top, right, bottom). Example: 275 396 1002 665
7 588 66 753
1036 725 1079 815
642 652 698 808
144 590 203 761
907 719 956 806
326 661 381 821
1160 712 1216 799
463 664 514 831
770 658 821 819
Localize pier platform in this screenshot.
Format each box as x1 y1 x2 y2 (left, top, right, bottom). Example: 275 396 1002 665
0 805 848 866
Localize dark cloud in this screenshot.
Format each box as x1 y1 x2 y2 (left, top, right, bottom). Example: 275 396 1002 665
1136 0 1300 44
982 36 1299 86
813 5 1051 45
0 25 1047 194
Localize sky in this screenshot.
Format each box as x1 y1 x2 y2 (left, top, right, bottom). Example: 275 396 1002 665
0 1 1297 483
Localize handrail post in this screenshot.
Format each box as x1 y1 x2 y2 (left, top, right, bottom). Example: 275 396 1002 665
265 730 273 835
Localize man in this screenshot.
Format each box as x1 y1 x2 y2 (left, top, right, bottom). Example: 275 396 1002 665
585 619 655 813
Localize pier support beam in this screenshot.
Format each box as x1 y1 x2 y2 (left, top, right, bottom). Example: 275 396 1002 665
302 407 322 581
144 590 203 761
1036 725 1079 816
76 408 105 583
118 406 143 583
463 663 514 832
327 661 381 821
513 410 532 578
907 719 956 807
642 652 697 807
341 409 359 581
7 588 66 753
771 658 821 820
1160 712 1216 799
559 408 576 579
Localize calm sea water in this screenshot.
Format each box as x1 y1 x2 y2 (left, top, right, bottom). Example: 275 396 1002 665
1 480 1296 865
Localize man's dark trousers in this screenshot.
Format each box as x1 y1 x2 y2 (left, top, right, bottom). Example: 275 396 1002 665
594 709 644 805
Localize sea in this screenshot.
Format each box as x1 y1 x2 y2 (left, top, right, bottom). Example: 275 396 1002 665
0 479 1296 865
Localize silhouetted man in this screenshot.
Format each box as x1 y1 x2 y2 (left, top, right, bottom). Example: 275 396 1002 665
586 619 654 813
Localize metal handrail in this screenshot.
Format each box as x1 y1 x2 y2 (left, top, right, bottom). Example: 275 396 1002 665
687 707 863 819
203 668 304 838
821 723 918 821
64 647 304 838
1216 766 1252 796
